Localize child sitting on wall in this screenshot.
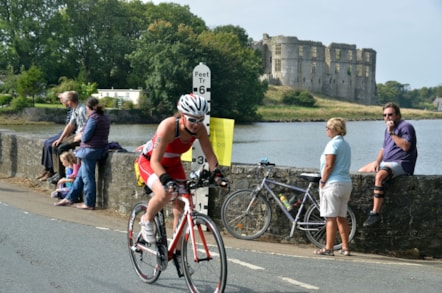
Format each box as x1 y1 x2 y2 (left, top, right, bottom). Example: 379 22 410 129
50 152 78 199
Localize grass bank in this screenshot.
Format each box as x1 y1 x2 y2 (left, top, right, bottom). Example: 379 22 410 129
259 86 442 121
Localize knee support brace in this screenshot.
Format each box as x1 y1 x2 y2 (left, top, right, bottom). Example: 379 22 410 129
380 166 393 183
373 185 385 198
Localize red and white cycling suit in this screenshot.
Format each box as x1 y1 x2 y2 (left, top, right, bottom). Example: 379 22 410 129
138 118 196 187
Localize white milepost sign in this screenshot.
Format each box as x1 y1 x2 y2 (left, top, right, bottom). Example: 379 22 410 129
192 62 211 215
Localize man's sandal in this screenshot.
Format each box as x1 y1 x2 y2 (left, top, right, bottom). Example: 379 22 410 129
313 248 334 256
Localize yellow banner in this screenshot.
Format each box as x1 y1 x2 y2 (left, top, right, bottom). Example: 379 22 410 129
181 117 235 166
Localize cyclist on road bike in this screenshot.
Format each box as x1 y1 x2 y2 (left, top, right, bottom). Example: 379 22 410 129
136 93 225 267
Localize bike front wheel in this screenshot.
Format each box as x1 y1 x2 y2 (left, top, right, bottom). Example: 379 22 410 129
221 189 272 240
304 204 357 250
182 213 228 293
127 201 162 283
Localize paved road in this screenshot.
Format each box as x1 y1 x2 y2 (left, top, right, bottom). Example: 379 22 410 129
1 177 441 292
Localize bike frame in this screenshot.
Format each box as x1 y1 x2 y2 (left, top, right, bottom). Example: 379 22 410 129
165 192 212 263
255 170 325 238
134 188 213 270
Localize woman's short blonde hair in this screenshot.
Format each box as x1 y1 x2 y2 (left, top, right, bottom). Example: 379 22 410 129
327 117 347 136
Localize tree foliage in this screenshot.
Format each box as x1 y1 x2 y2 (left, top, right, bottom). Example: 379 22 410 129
17 64 46 105
377 80 442 110
0 0 266 121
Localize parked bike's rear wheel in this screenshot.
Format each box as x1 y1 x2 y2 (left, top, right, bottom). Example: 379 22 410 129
221 189 272 240
182 213 227 293
127 202 162 283
304 204 357 250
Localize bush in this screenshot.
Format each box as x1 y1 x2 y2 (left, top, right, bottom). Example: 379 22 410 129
0 94 13 106
10 96 32 111
282 90 315 107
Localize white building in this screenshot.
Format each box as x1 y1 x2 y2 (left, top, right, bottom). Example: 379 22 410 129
93 89 143 105
433 97 442 111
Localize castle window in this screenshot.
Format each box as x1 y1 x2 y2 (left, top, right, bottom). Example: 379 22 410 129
364 52 370 62
312 46 317 58
312 62 316 74
336 49 341 60
275 44 281 55
335 64 340 73
365 66 370 77
357 65 362 77
347 50 353 61
275 59 281 72
298 46 303 57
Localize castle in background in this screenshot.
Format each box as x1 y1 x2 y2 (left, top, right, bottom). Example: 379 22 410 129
254 34 378 105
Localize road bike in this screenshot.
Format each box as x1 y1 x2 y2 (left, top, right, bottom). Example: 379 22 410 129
221 159 356 250
128 168 228 293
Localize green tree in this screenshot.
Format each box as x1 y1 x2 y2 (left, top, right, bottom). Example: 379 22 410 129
0 0 69 81
128 19 201 117
377 81 403 105
16 64 46 106
197 30 265 121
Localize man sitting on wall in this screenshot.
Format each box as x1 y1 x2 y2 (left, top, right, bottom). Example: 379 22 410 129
48 91 87 184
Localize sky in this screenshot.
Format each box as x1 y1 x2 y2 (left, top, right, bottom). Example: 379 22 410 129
149 0 442 89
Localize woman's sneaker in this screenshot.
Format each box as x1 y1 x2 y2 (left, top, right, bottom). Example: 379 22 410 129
140 221 155 243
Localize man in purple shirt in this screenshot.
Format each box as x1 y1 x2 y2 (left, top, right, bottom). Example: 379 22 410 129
358 102 417 227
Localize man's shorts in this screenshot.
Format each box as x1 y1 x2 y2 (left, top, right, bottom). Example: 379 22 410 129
380 161 407 178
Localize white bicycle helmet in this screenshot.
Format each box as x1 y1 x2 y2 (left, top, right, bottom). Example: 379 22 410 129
177 93 209 116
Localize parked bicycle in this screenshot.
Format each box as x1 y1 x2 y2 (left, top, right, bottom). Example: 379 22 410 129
221 159 356 250
128 167 229 293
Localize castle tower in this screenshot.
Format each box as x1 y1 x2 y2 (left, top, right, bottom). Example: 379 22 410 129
256 34 377 105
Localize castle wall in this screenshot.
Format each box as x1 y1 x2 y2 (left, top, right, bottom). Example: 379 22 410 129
257 34 378 105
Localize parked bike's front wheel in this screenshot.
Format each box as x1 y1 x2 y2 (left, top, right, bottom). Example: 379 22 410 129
304 204 357 250
182 213 227 293
127 202 161 283
221 189 272 240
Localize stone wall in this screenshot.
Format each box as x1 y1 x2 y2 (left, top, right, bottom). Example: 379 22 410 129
0 131 440 258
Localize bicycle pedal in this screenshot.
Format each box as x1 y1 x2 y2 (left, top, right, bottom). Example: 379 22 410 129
130 245 141 253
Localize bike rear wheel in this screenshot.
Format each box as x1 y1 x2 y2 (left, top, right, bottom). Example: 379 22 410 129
182 213 227 293
127 202 162 283
304 204 357 250
221 189 272 240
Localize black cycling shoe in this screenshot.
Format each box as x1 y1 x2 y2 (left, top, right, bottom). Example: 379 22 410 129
363 212 380 227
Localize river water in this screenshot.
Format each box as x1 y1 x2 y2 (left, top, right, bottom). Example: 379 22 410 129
1 119 440 175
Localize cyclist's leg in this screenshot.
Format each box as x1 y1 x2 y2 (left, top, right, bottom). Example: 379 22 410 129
172 199 184 251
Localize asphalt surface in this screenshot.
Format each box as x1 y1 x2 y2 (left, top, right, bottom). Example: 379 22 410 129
1 174 440 267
